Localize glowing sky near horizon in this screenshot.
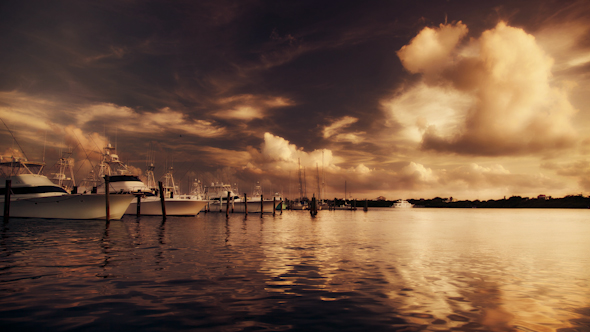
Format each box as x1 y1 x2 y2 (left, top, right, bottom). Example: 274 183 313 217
1 0 590 200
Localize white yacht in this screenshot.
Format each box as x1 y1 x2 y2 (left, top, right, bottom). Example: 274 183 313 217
392 199 414 208
125 166 208 216
1 157 133 219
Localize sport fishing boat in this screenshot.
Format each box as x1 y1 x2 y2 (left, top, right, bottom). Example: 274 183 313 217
1 157 133 219
125 166 209 216
94 144 152 194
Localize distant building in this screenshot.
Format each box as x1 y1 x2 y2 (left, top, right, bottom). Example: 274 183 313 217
537 194 547 200
376 196 386 201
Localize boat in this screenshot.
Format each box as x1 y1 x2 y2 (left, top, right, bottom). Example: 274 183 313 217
207 181 282 213
50 151 76 193
1 157 133 219
392 199 414 208
289 199 308 210
125 166 209 216
91 144 152 194
235 182 282 213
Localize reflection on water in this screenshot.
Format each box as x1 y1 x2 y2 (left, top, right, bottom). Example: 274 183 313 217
1 209 589 331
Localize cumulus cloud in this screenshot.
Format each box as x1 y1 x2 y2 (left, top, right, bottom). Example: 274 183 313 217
259 132 335 170
386 21 578 156
397 21 468 77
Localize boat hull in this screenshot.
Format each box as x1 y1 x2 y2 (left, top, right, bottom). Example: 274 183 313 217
212 200 279 213
2 194 134 219
125 197 209 216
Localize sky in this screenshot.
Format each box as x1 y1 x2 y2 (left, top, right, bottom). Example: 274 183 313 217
1 0 590 200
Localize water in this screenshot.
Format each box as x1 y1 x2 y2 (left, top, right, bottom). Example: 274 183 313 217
1 209 589 331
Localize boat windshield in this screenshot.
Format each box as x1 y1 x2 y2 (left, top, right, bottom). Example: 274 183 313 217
0 158 45 177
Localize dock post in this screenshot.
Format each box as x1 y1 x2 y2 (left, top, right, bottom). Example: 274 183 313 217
260 194 264 215
3 179 11 220
158 181 166 219
364 199 368 212
136 194 141 216
105 175 110 221
231 194 234 213
226 191 230 217
280 199 283 214
273 197 276 216
244 193 248 215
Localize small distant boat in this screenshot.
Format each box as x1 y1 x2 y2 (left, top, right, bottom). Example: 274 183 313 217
1 157 133 219
392 199 413 208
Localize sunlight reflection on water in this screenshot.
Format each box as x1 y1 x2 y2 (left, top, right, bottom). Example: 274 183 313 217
1 209 589 331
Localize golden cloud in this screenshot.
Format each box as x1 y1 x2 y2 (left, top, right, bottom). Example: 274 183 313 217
387 21 578 156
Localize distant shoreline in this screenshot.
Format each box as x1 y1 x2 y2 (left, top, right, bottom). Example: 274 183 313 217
331 195 590 209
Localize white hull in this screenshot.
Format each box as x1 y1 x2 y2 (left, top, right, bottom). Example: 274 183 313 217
125 197 209 216
2 194 134 219
393 199 414 208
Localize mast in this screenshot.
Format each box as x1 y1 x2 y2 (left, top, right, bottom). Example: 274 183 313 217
316 163 321 202
298 158 303 199
303 167 307 199
345 180 347 202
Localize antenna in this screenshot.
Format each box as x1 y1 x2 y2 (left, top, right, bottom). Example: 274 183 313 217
42 130 47 163
0 117 29 160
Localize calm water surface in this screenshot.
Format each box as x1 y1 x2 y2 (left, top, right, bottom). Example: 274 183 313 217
1 209 589 331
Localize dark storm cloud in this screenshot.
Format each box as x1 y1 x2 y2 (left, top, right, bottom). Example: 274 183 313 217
2 0 590 199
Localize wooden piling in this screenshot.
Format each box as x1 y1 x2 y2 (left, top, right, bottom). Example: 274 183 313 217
260 194 264 215
226 191 230 217
280 199 283 214
4 179 11 220
136 195 141 216
364 199 368 212
105 175 110 221
273 197 276 216
244 193 248 215
158 181 166 219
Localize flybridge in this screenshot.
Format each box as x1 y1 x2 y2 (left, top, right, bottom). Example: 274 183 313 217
0 156 45 177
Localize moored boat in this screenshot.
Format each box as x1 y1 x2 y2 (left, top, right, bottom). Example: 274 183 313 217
125 166 208 216
1 157 133 219
392 199 414 208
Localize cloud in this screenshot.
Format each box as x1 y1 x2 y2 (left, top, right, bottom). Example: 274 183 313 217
542 160 590 191
397 21 468 77
322 116 365 143
0 92 226 139
387 21 578 156
259 132 334 170
213 94 293 121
